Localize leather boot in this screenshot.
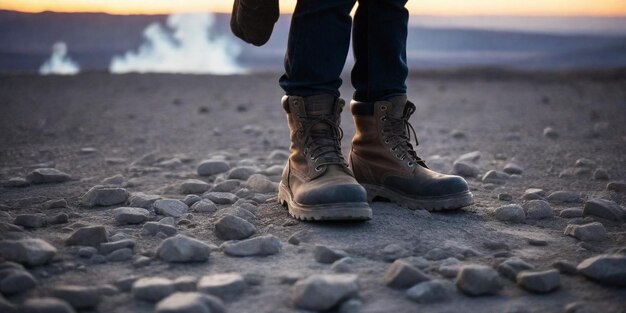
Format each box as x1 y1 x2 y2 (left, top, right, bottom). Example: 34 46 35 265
278 94 373 221
349 95 474 211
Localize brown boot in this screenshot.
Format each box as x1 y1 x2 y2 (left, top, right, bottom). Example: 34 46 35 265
349 95 474 211
278 94 373 221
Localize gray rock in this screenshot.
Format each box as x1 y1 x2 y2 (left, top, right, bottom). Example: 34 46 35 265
338 298 363 313
197 273 246 299
78 247 97 258
154 199 189 218
331 257 356 273
245 174 277 194
457 151 481 162
106 248 133 262
174 276 198 292
543 127 558 139
607 181 626 193
81 186 129 207
156 235 211 263
180 179 210 194
0 238 57 266
592 168 609 180
406 279 454 304
577 254 626 287
574 158 596 168
113 207 149 225
14 214 46 228
227 166 257 180
214 214 256 240
65 226 108 246
547 191 582 203
560 208 583 218
101 174 126 185
3 177 29 187
482 170 510 184
384 259 430 289
50 285 101 309
197 160 230 176
0 270 36 294
47 213 69 225
564 222 607 241
498 193 513 201
20 297 75 313
142 222 177 237
133 256 152 268
583 198 625 221
222 235 281 257
455 264 502 296
41 199 67 209
313 245 349 264
190 199 217 214
516 269 560 293
552 260 577 275
128 192 161 209
212 180 241 192
132 277 176 302
203 192 237 204
218 206 255 223
503 163 524 175
155 292 225 313
523 188 545 200
522 200 553 219
497 257 535 280
493 204 526 223
26 168 71 184
99 239 135 254
182 195 202 206
452 161 479 177
291 274 359 311
268 150 289 161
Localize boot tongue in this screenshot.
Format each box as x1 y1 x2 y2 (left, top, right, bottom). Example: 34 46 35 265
304 94 336 116
387 95 408 119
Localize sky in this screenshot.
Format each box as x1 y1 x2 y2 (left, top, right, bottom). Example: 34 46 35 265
1 0 626 16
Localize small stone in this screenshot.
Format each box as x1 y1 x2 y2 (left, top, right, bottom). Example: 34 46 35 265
498 193 512 201
482 170 510 184
451 129 467 139
522 200 553 220
593 168 609 180
197 273 246 299
214 214 256 240
155 292 225 313
113 207 149 225
180 179 210 194
20 297 75 313
546 191 582 203
14 214 46 228
65 226 108 246
154 199 189 218
406 279 454 304
313 245 349 264
128 192 161 209
182 195 202 206
291 274 359 311
0 270 37 294
3 177 29 187
203 192 237 204
142 222 177 237
41 199 67 209
528 238 548 246
190 199 217 214
338 298 363 313
331 257 356 273
577 254 626 286
47 213 69 225
493 204 526 223
102 174 126 185
133 256 152 268
78 247 98 258
197 160 230 176
222 235 281 257
99 239 135 254
26 168 71 184
516 269 560 293
564 222 607 241
0 238 57 266
106 248 133 262
156 235 211 263
503 163 524 175
211 180 241 192
452 161 479 177
574 158 596 168
50 285 101 309
607 181 626 193
132 277 176 302
497 257 535 280
245 174 277 194
219 206 255 223
457 151 481 162
523 188 545 200
552 260 577 275
560 208 583 218
383 260 430 289
543 127 558 139
81 185 129 207
583 198 625 221
455 264 502 296
268 150 289 161
173 276 198 292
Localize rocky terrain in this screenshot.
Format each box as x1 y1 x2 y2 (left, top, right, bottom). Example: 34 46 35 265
0 69 625 313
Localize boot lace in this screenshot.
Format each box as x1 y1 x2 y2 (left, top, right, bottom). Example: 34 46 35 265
297 114 346 171
380 102 427 168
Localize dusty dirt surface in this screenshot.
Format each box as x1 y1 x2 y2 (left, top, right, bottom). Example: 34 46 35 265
1 70 625 313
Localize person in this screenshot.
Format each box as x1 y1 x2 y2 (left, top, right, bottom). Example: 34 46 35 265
236 0 475 221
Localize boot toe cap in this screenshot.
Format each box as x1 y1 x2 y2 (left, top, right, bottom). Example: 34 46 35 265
295 183 368 205
426 175 470 196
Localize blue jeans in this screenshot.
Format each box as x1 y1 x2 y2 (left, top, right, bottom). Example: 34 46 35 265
279 0 409 102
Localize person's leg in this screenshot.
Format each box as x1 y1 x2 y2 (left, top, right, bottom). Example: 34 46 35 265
351 0 408 102
279 0 356 97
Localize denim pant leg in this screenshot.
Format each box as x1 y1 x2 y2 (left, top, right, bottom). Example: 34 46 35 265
352 0 409 102
279 0 357 98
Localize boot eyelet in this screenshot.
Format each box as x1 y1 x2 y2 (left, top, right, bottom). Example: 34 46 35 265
407 162 415 167
315 166 322 172
380 105 387 111
380 116 387 121
395 154 402 158
384 139 389 144
391 147 397 151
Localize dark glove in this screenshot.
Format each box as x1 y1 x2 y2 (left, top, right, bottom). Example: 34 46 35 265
230 0 280 47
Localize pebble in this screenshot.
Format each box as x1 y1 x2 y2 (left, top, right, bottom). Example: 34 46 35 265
313 245 349 264
406 279 455 304
197 273 246 299
14 214 47 228
101 174 126 186
212 180 241 192
523 188 545 200
106 248 133 262
493 204 526 223
20 297 75 313
338 298 363 313
81 185 129 207
0 238 57 266
65 226 108 246
497 257 535 280
452 160 479 177
451 129 467 139
455 264 502 296
156 235 211 263
113 207 150 225
222 235 281 257
133 256 152 268
47 213 69 225
574 158 596 168
592 168 609 180
179 179 210 194
543 127 558 139
203 192 238 204
482 170 510 184
128 192 161 209
607 181 626 193
227 166 257 180
522 200 553 219
383 259 430 289
546 191 582 203
41 198 67 209
142 222 177 237
583 198 625 221
173 276 198 292
503 162 524 175
99 239 135 254
50 285 101 309
214 214 256 240
132 277 176 302
0 270 37 294
291 274 359 311
26 168 71 184
245 174 277 194
560 208 583 218
528 238 548 246
197 160 230 176
182 195 202 206
268 149 289 161
498 193 512 201
564 222 607 241
155 292 225 313
577 254 626 287
457 151 481 162
332 257 356 273
3 177 29 187
78 247 98 258
154 199 189 218
219 206 255 223
552 260 577 275
190 199 218 214
516 269 560 293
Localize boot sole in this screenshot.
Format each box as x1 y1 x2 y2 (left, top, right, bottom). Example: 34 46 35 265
278 183 373 221
361 183 474 211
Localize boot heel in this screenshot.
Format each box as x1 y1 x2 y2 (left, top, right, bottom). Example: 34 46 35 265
277 183 288 207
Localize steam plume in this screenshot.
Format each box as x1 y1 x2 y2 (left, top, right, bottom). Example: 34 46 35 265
39 42 80 75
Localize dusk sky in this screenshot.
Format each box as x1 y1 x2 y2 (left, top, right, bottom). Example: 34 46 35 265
1 0 625 16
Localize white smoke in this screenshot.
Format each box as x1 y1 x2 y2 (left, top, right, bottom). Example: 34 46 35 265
110 13 246 75
39 42 80 75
